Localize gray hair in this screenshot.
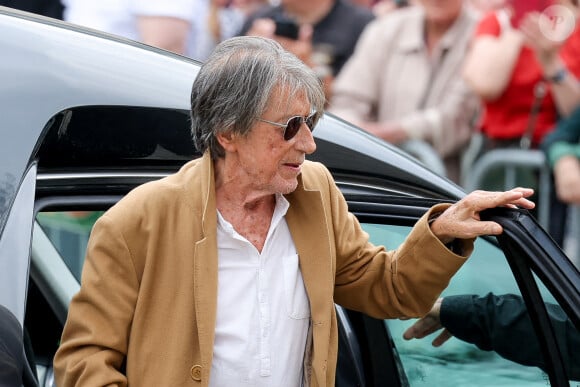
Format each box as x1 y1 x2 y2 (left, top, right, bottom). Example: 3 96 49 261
190 36 325 159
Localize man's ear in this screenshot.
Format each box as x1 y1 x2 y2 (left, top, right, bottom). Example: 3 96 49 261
216 130 237 152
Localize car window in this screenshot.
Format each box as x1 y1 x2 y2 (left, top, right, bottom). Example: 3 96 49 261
362 223 561 386
36 211 103 281
36 106 196 170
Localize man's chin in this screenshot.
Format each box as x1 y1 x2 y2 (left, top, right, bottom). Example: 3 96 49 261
278 180 299 195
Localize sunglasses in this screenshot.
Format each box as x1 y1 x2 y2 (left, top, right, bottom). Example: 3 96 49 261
258 112 318 141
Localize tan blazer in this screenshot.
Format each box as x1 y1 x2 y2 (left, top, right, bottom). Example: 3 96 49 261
54 152 472 386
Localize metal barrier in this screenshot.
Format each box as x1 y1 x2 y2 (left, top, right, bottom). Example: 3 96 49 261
462 148 552 229
395 135 578 265
462 146 580 266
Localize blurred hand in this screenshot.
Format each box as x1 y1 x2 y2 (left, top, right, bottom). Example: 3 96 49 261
245 18 276 38
430 188 535 244
554 155 580 204
277 24 314 66
402 298 453 347
246 18 313 65
519 12 565 71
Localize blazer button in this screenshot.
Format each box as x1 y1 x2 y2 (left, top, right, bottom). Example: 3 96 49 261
190 365 202 381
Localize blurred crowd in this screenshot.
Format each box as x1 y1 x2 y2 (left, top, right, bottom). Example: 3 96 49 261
4 0 580 247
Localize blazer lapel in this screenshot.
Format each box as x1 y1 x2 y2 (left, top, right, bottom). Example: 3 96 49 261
286 188 334 319
286 185 334 386
193 236 218 372
191 153 219 377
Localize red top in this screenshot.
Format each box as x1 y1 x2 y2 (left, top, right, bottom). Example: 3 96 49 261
475 12 580 146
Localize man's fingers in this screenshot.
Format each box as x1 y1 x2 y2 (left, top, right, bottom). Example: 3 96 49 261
402 318 440 340
432 329 453 347
466 188 535 212
402 324 420 340
464 221 504 237
402 322 429 340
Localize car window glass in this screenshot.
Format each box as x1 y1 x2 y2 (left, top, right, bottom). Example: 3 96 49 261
36 211 103 281
36 106 197 170
362 223 556 386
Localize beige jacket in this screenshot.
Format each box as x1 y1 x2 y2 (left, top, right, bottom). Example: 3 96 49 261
54 152 472 386
330 6 480 182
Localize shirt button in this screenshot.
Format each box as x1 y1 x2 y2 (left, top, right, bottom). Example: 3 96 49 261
190 365 202 381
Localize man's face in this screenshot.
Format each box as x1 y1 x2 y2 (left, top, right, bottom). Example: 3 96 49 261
228 88 317 195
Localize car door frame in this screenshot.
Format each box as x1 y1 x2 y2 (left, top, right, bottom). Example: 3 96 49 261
346 195 580 386
484 207 580 386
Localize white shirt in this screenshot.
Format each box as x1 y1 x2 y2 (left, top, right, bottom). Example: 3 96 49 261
210 194 310 387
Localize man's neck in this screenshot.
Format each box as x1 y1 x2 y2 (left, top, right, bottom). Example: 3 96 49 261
213 157 275 213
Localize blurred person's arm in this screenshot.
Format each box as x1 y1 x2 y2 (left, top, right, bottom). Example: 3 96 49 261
520 11 580 117
553 154 580 204
136 16 190 55
462 10 524 101
542 106 580 204
352 78 480 159
130 0 196 55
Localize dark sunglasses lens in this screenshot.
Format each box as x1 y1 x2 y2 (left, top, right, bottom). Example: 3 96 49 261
306 114 316 129
284 116 302 140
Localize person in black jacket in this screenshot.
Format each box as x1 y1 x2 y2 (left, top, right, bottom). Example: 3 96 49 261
403 293 580 381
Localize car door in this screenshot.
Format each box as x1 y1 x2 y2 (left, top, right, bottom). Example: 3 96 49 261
29 163 580 387
344 195 580 387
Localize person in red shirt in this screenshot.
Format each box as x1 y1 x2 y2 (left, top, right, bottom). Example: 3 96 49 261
461 0 580 245
463 0 580 149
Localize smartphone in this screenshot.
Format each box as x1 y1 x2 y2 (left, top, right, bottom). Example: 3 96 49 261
510 0 554 27
274 17 299 40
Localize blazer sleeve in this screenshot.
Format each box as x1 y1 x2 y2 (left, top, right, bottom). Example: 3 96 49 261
53 214 139 387
320 165 473 318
